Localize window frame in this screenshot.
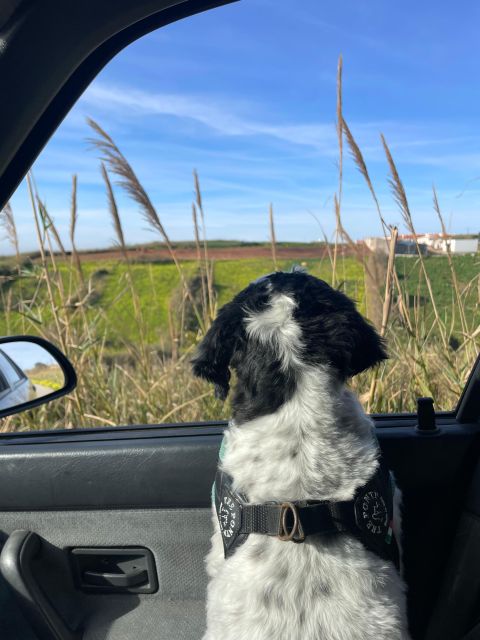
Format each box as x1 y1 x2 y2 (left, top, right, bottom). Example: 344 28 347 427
0 0 237 208
0 0 477 436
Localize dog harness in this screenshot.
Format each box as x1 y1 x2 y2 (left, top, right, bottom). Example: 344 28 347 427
213 439 399 570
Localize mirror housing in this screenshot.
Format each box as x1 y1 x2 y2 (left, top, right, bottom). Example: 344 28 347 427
0 336 76 419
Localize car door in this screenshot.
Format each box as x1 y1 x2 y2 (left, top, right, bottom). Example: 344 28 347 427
0 1 479 640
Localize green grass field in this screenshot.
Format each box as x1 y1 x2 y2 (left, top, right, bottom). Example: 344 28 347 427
396 254 479 308
0 253 477 354
0 255 365 351
395 254 479 333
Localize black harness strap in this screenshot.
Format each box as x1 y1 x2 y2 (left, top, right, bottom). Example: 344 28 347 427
214 458 400 570
241 500 354 538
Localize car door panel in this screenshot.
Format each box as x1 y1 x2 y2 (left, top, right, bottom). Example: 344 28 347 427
0 429 219 639
1 508 211 640
1 417 480 640
0 427 221 510
425 458 480 640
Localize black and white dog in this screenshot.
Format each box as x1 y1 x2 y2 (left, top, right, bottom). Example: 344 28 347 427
192 269 410 640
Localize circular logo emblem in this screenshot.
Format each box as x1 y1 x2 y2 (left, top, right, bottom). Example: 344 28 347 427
219 495 237 539
356 490 388 536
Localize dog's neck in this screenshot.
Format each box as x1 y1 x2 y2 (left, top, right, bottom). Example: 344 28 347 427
222 365 379 504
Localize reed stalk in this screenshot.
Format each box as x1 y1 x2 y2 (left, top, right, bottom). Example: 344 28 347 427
432 186 470 344
0 203 26 332
381 135 448 350
87 118 206 334
269 203 278 271
194 170 215 324
69 175 85 293
366 227 398 412
332 55 343 288
192 202 208 324
101 163 149 372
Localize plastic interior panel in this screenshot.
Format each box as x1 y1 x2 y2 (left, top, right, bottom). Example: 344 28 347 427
0 508 211 640
70 547 158 594
424 458 480 640
0 421 479 639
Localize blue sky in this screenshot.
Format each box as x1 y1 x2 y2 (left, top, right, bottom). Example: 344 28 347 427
1 342 57 371
7 0 480 253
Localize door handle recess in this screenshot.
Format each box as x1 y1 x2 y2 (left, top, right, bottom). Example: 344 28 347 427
83 567 148 588
0 530 81 640
70 547 157 594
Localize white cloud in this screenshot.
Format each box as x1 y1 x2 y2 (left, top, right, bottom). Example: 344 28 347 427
82 83 480 169
82 83 338 152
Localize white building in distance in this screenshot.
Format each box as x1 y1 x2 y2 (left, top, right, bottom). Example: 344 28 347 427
363 236 423 255
362 234 478 255
417 234 478 254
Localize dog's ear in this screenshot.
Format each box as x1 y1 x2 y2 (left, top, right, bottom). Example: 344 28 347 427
191 302 244 400
346 311 387 377
296 277 387 379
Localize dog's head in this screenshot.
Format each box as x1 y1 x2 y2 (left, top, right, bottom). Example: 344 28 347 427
191 269 386 421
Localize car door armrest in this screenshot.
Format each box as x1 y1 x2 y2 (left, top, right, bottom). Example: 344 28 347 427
0 530 81 640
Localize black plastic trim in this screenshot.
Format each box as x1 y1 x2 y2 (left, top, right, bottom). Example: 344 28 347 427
70 547 158 594
0 335 77 419
0 421 478 511
0 0 237 208
0 421 227 443
0 530 81 640
0 412 458 441
457 351 480 424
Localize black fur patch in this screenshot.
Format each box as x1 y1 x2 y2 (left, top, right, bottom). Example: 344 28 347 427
191 301 244 400
285 273 388 378
191 279 272 401
230 340 297 424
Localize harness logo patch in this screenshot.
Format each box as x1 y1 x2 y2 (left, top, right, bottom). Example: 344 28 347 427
358 490 388 535
219 495 237 539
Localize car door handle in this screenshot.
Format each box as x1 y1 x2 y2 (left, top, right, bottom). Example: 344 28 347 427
70 547 158 593
0 530 81 640
83 567 148 588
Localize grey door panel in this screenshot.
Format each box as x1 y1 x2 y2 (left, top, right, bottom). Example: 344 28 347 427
0 426 221 639
0 428 221 510
0 508 211 640
0 420 479 639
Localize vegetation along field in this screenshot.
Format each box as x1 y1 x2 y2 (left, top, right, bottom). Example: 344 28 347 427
0 63 478 431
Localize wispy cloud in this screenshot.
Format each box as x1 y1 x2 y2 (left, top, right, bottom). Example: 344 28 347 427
82 83 338 151
82 83 480 169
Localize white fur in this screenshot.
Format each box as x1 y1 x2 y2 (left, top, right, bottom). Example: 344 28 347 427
203 295 411 640
244 293 303 370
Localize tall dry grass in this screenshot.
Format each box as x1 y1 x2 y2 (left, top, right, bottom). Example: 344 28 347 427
0 60 478 431
0 165 224 432
333 56 478 412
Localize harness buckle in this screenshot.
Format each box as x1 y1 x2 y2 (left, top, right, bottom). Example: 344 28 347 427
278 502 305 542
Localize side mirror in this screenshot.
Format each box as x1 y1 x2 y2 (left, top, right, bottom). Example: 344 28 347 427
0 336 76 419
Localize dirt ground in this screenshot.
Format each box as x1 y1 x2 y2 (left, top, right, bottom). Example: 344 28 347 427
75 244 358 262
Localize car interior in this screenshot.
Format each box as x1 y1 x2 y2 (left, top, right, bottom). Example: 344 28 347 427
0 1 479 639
